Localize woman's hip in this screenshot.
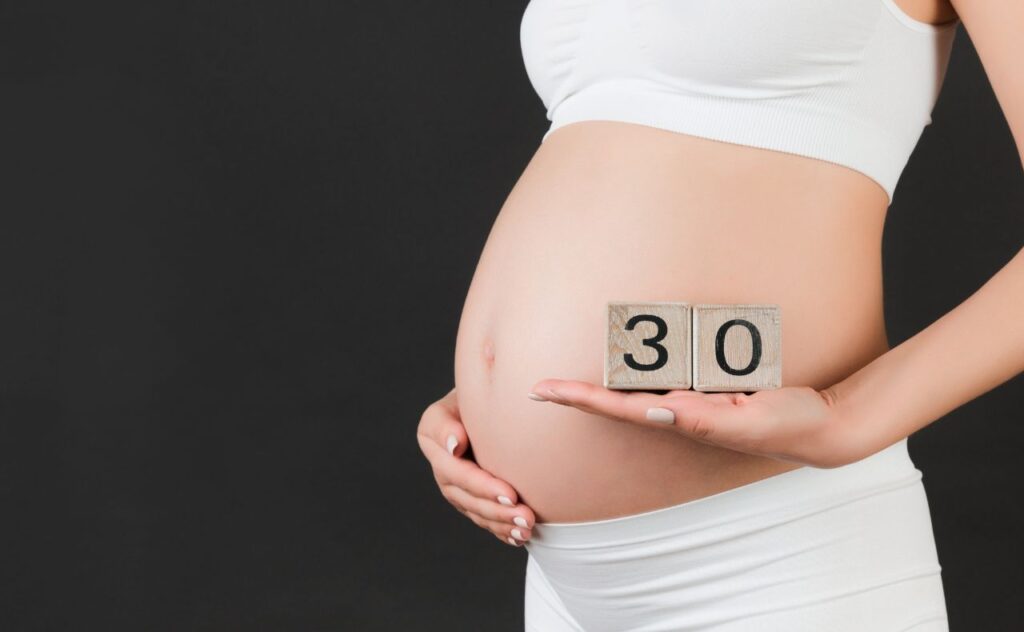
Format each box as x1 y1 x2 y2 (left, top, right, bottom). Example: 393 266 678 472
523 437 948 631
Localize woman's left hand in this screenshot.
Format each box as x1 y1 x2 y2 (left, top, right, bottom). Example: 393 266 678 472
528 379 876 469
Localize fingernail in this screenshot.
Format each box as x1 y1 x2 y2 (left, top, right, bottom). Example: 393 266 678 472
513 516 529 528
511 528 525 540
445 434 458 455
646 407 675 424
497 495 514 506
507 536 520 546
527 392 547 401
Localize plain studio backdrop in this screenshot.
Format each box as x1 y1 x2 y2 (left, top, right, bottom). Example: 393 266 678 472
1 2 1021 630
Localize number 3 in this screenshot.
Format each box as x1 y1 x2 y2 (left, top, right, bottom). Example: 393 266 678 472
623 314 669 371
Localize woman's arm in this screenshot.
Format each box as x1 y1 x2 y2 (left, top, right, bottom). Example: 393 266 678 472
527 244 1020 469
833 246 1023 453
838 0 1024 449
523 1 1022 468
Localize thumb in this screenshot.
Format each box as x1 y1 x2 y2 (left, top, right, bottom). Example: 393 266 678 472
444 424 469 457
434 403 470 458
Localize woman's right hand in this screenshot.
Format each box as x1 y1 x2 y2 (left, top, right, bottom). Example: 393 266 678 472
417 387 536 547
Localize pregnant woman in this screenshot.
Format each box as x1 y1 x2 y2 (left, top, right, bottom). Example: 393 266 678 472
418 0 1023 629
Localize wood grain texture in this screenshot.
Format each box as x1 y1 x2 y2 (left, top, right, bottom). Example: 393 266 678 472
692 304 782 392
605 302 691 390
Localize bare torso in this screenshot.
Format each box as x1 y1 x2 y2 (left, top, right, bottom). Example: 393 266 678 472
450 0 958 526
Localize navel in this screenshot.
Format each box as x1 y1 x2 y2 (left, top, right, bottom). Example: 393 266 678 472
482 337 496 369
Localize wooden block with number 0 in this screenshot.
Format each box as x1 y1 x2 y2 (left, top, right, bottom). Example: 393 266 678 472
605 302 692 390
692 304 781 392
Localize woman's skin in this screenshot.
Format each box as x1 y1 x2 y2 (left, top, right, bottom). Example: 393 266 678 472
451 120 894 528
417 0 1023 546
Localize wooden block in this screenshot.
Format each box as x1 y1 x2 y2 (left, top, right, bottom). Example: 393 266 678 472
692 304 781 392
605 302 691 390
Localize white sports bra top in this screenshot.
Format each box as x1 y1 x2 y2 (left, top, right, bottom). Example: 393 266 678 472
520 0 959 204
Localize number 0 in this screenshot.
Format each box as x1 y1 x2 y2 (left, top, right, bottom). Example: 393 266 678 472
714 319 762 376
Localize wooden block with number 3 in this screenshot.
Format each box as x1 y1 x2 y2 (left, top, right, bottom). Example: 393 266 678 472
605 302 692 390
692 304 781 392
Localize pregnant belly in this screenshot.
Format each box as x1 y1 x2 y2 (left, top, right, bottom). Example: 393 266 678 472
453 121 892 524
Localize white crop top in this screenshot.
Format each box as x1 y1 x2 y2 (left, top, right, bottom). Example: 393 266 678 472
520 0 959 204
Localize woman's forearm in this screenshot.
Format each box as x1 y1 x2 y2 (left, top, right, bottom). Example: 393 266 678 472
832 245 1024 451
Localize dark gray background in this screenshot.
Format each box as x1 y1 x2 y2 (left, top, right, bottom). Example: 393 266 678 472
2 2 1021 630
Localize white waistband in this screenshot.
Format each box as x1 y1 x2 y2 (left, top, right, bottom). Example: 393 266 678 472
529 437 919 549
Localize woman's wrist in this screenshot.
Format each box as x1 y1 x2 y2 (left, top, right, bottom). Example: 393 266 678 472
824 366 905 464
827 248 1024 457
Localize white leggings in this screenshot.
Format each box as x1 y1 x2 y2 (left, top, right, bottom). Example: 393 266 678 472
523 438 948 631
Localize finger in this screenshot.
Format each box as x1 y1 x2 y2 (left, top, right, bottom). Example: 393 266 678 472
529 379 681 425
462 507 528 545
438 482 468 514
468 509 532 544
444 484 534 541
531 379 760 445
421 436 527 507
493 531 524 547
417 398 469 458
